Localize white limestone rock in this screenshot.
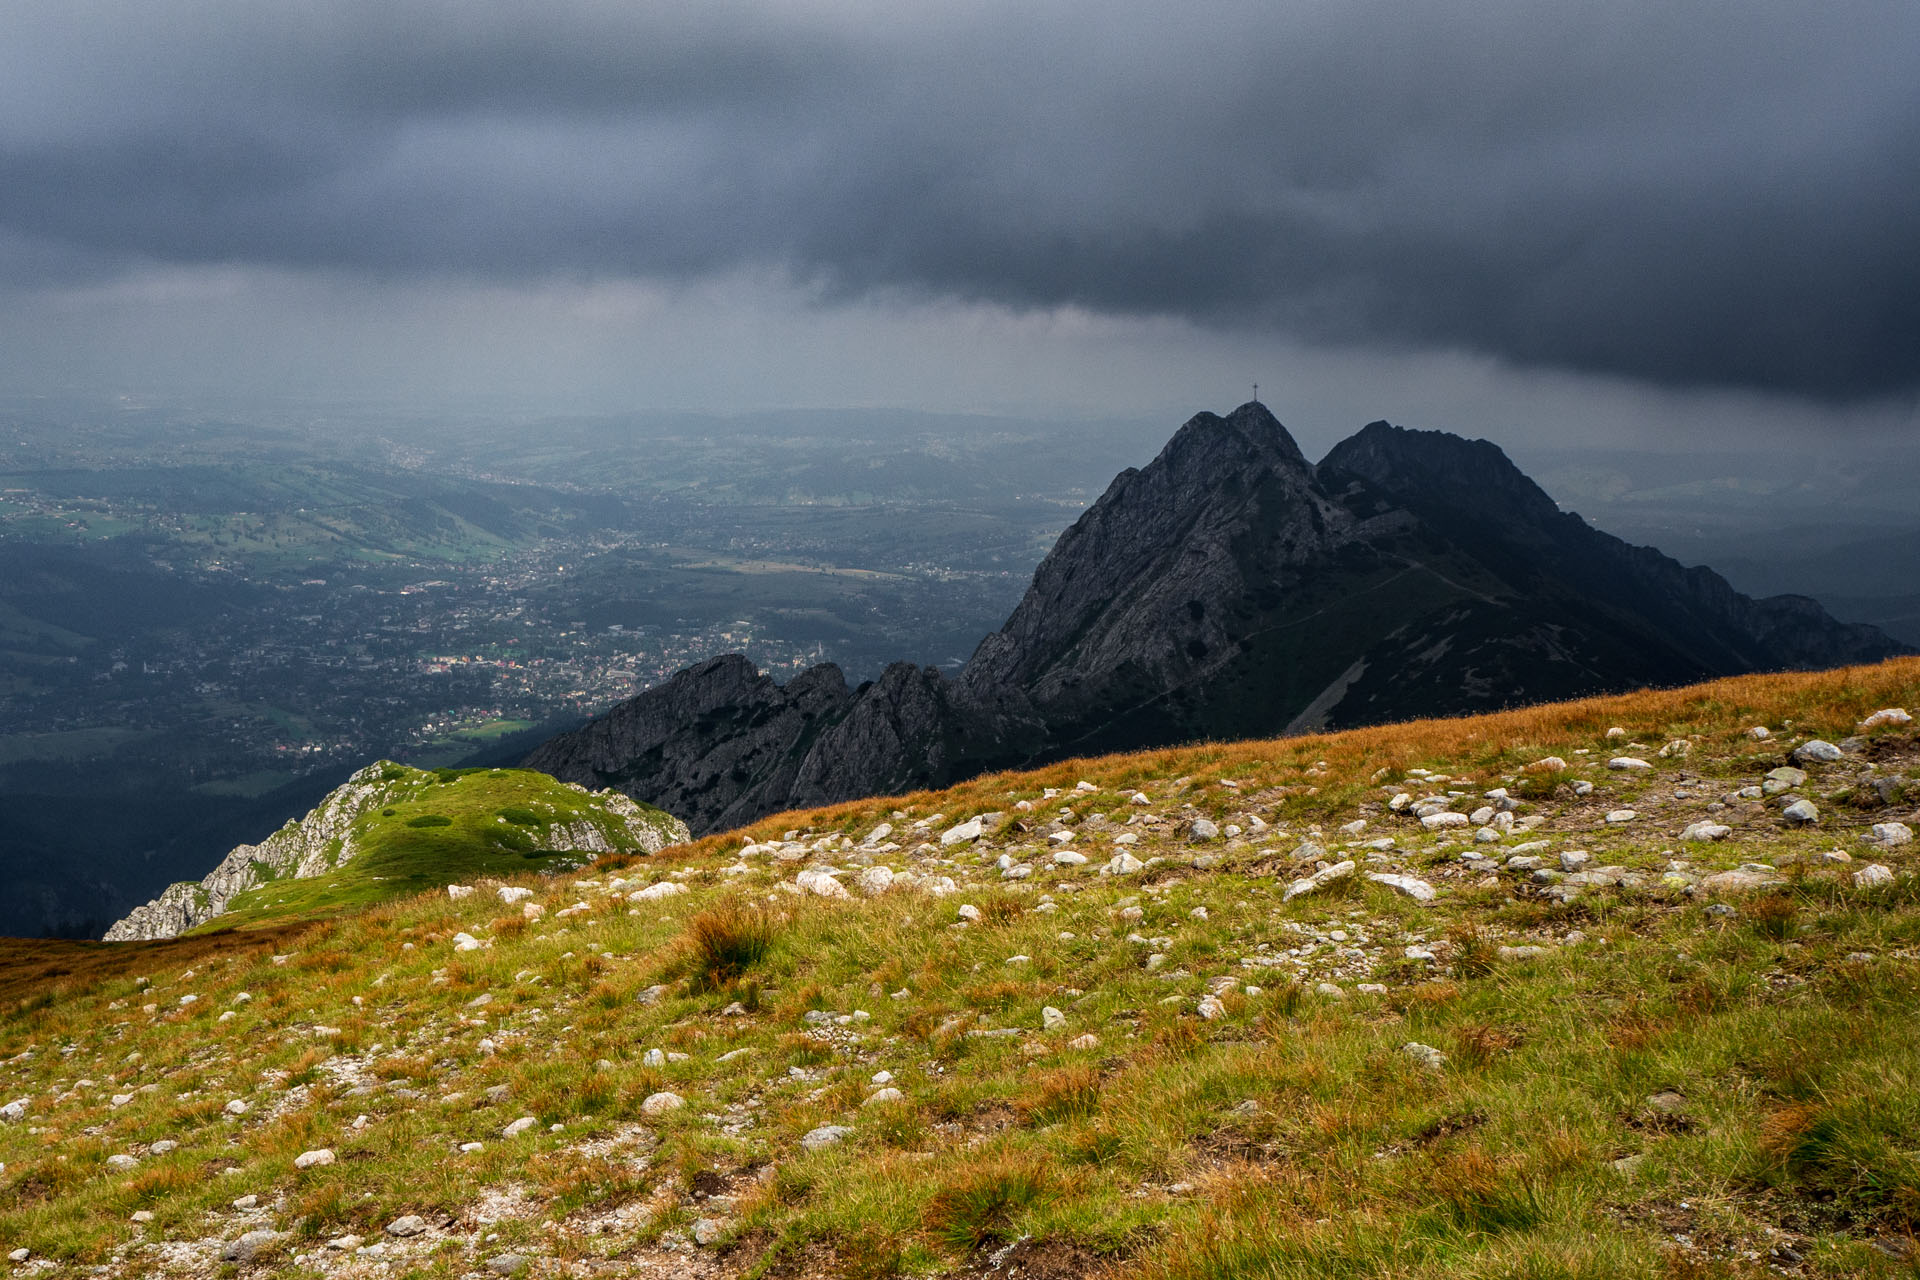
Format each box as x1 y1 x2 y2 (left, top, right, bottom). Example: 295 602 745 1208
1283 860 1356 902
802 1125 852 1150
1402 1042 1447 1070
1365 873 1435 903
940 817 984 846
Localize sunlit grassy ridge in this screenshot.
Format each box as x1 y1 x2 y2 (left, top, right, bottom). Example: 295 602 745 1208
2 658 1917 1279
193 764 684 935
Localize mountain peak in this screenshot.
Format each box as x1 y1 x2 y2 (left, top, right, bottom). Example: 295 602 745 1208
1319 420 1562 523
526 402 1909 834
1156 400 1311 478
958 400 1346 717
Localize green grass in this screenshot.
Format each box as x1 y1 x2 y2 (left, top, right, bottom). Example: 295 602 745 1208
1 660 1917 1277
183 763 682 933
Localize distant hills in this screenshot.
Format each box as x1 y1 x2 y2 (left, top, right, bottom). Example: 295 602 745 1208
526 402 1908 833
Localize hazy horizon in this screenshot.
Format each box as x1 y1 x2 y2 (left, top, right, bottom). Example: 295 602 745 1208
0 1 1914 456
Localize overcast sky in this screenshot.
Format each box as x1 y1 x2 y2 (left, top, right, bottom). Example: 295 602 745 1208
1 1 1915 449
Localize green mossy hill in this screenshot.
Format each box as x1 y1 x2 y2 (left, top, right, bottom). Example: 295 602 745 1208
5 661 1918 1279
201 764 688 934
101 762 690 940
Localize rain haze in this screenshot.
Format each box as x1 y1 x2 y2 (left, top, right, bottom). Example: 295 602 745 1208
0 0 1914 446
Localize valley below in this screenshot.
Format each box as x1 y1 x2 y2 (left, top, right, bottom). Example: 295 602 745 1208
3 396 1915 942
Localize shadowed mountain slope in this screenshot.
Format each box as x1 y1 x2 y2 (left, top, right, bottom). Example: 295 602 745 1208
525 403 1908 833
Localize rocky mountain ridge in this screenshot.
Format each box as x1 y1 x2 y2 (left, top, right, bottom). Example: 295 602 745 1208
104 763 689 941
525 403 1909 835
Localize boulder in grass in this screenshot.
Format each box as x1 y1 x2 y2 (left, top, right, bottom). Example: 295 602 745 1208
1402 1042 1446 1070
1853 864 1896 889
1365 873 1435 903
940 817 983 846
802 1125 852 1150
221 1231 283 1263
1791 740 1844 765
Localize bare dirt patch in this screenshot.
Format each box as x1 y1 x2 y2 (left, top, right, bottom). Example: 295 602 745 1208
952 1236 1127 1279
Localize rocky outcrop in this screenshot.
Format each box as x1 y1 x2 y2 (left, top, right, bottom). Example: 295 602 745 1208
526 402 1911 835
105 764 399 940
960 403 1372 751
104 763 688 941
520 657 1042 838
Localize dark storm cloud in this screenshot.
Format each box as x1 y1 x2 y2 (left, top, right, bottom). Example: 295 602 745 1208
3 0 1916 399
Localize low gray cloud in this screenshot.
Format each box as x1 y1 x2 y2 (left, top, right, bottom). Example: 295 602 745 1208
2 0 1915 399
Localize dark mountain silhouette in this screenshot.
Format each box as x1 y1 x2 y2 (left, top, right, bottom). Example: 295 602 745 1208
525 403 1908 833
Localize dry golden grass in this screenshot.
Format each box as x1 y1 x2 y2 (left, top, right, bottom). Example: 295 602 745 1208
5 657 1917 1277
1018 1065 1104 1124
0 923 313 1012
680 896 779 990
658 655 1920 868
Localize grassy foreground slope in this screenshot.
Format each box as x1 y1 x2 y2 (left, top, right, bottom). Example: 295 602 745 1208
1 658 1917 1279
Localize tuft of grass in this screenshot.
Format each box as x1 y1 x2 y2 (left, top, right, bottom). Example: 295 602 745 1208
1448 923 1501 979
923 1156 1055 1252
1758 1098 1920 1230
1019 1065 1103 1124
681 898 779 991
1453 1022 1521 1071
972 891 1026 926
1424 1145 1546 1235
1745 892 1799 941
